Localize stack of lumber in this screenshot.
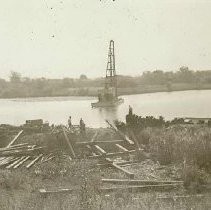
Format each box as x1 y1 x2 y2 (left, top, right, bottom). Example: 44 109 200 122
0 129 53 169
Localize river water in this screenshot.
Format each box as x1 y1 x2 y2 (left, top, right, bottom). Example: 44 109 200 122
0 90 211 127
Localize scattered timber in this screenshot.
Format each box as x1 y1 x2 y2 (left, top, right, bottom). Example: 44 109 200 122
6 156 26 169
101 178 184 185
13 156 30 169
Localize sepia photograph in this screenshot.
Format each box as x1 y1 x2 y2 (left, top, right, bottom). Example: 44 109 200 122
0 0 210 209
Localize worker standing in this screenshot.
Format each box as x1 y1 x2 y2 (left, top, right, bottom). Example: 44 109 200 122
80 118 86 135
68 116 72 129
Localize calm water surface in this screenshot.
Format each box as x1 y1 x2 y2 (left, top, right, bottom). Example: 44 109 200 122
0 90 211 127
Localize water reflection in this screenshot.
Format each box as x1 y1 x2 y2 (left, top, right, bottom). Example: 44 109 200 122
1 90 211 127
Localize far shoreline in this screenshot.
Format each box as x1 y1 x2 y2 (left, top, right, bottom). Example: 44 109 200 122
0 83 211 100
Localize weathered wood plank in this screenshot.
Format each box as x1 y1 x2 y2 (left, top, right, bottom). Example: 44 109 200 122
76 140 125 146
105 158 135 179
101 178 184 185
7 130 24 148
39 188 73 194
91 131 98 142
89 150 137 159
115 144 128 152
94 145 107 155
13 156 30 168
100 184 181 193
6 156 26 169
62 126 76 158
105 120 134 145
26 154 43 168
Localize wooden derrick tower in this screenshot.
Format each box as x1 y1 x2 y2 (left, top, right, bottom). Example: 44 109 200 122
105 40 117 98
91 40 124 108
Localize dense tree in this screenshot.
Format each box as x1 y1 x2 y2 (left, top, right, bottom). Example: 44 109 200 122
80 74 88 80
9 71 22 83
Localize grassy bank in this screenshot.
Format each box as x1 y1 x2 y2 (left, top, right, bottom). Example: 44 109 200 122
0 124 210 209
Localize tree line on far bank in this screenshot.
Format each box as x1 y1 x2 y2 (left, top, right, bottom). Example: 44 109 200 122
0 66 211 98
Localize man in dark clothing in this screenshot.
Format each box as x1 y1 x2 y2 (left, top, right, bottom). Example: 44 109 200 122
68 116 72 129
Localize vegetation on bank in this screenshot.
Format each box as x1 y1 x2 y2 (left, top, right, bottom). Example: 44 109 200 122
0 123 210 209
115 113 211 188
1 66 211 98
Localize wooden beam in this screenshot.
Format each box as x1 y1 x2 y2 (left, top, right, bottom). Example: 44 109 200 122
7 130 23 148
26 154 43 168
91 131 98 142
0 146 44 157
62 126 76 158
115 144 128 152
6 156 26 169
100 184 181 193
105 158 135 179
94 145 107 155
76 140 125 146
39 188 73 194
101 178 184 185
89 150 137 159
9 143 28 148
97 160 140 167
129 129 142 151
13 156 30 168
105 120 134 145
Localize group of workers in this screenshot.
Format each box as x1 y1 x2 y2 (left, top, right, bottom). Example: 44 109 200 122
68 116 86 134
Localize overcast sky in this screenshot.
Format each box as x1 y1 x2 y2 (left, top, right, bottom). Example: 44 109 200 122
0 0 211 79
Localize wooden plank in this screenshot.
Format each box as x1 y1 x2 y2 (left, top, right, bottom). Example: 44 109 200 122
129 129 142 151
6 156 26 169
91 131 98 142
105 158 135 179
97 160 140 167
7 130 23 148
13 156 30 168
89 150 137 159
62 126 76 158
112 162 135 179
94 145 107 155
0 146 44 157
9 143 28 148
0 157 19 167
26 154 43 168
115 144 128 152
101 178 184 185
100 184 181 193
105 120 134 145
157 194 207 200
76 140 125 146
0 145 35 152
39 188 73 194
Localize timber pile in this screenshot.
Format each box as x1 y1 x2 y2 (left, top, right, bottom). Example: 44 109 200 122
0 129 54 169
